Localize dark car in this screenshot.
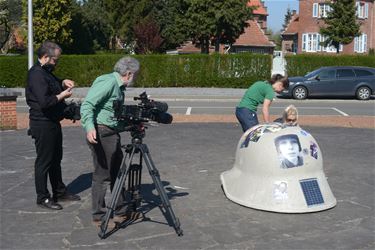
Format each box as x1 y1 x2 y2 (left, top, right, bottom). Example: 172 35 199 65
279 66 375 100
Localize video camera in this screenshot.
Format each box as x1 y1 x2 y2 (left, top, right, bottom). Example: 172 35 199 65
113 92 173 125
63 101 81 122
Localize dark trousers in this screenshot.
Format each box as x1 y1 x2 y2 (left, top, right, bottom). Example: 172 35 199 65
235 107 259 132
30 120 66 203
88 125 125 220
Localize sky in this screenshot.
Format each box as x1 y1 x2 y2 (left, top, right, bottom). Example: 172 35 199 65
263 0 299 32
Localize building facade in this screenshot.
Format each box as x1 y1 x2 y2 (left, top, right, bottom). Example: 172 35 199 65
282 0 374 54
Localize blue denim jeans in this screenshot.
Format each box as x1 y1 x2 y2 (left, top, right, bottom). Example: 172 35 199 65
235 107 259 132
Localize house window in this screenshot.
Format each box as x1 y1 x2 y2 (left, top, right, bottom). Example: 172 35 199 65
320 35 343 52
354 34 367 53
302 33 321 52
302 33 343 53
356 2 369 19
313 3 331 18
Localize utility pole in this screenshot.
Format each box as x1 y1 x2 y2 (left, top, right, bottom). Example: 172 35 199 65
27 0 33 69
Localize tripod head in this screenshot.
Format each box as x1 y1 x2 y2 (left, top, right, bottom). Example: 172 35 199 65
126 123 146 144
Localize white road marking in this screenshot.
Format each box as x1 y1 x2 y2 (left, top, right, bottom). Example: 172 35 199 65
173 185 189 190
0 170 17 174
331 108 349 116
186 107 192 115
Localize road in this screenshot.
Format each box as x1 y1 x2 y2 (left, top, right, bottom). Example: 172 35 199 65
17 98 375 116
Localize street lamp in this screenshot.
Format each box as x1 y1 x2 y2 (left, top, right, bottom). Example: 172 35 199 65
27 0 33 69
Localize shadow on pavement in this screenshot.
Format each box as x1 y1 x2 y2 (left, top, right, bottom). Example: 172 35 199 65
66 172 92 195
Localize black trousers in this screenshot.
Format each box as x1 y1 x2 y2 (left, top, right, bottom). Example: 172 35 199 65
29 120 67 203
88 125 125 221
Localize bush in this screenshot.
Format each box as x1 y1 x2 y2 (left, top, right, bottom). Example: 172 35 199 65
285 54 375 77
0 53 272 88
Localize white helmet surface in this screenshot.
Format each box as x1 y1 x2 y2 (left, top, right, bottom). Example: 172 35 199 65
221 123 336 213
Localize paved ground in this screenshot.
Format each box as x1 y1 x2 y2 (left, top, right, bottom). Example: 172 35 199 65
0 123 374 249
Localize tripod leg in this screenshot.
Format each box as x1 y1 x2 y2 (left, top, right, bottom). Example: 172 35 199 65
98 147 136 239
139 144 183 236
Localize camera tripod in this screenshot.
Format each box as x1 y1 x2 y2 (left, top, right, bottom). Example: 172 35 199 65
98 125 183 239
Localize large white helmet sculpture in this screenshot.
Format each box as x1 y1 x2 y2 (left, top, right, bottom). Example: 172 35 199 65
221 123 336 213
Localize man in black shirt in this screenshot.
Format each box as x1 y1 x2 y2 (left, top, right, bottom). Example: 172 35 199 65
26 41 80 210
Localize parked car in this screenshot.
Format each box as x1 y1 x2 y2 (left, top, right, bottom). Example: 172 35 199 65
278 66 375 100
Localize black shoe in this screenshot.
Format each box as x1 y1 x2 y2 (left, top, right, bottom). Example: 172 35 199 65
37 198 63 210
54 192 81 202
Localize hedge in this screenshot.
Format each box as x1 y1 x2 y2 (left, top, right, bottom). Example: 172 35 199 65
0 54 272 88
285 54 375 77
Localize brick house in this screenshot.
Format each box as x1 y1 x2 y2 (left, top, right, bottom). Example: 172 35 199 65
229 0 275 54
170 0 275 54
281 0 374 54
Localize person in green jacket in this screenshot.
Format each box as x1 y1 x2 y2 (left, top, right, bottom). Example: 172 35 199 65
236 74 289 132
80 56 140 228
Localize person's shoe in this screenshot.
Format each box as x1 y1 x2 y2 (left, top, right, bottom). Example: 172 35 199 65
37 198 63 210
54 192 81 202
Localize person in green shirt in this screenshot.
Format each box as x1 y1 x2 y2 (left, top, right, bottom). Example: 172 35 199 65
80 56 140 228
236 74 289 132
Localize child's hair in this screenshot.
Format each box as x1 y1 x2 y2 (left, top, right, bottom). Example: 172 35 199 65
269 74 289 89
282 105 298 125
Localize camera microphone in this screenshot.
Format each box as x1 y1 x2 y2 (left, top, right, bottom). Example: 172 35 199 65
154 112 173 124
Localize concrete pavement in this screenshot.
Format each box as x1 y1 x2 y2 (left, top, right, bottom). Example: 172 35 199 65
0 124 374 249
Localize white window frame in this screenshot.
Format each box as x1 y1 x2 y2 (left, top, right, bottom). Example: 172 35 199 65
302 33 344 53
356 2 369 19
320 35 343 53
302 33 321 52
354 34 367 53
313 3 331 18
313 3 318 17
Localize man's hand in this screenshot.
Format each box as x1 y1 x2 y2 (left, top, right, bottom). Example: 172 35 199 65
62 79 75 89
56 87 73 101
87 129 98 144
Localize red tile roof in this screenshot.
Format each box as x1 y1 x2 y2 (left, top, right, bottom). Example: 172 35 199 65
282 14 299 35
176 41 201 54
233 20 275 47
247 0 268 15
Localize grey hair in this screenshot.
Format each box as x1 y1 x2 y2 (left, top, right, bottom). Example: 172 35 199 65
114 57 140 76
37 41 62 58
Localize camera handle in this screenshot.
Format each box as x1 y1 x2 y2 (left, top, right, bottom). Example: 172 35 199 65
98 139 183 239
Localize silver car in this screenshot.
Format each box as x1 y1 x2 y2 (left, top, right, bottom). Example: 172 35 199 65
279 66 375 100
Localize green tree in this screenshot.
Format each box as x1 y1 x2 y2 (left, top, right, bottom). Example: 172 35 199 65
0 0 10 50
6 0 22 26
103 0 156 50
268 29 281 50
63 0 94 54
184 0 252 53
154 0 189 51
320 0 361 54
22 0 73 48
282 7 293 31
80 0 111 51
